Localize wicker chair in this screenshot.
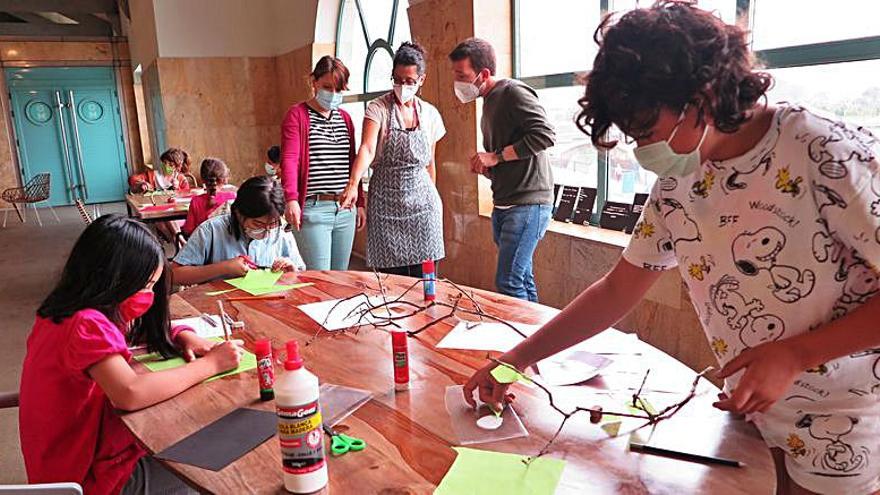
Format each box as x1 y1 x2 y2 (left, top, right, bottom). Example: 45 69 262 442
2 173 60 228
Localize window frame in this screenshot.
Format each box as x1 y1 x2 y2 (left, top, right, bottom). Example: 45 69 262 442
511 0 880 226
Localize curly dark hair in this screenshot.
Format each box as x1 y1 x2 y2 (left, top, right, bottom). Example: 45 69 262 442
394 41 427 76
576 1 772 148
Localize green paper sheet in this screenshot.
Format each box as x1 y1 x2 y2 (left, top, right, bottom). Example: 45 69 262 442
134 338 257 383
490 364 532 384
225 269 294 296
434 447 565 495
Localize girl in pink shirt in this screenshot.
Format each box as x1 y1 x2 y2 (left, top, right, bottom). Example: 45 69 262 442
19 214 244 495
181 157 236 237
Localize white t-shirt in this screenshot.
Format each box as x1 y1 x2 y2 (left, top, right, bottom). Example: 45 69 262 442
364 93 446 164
623 104 880 404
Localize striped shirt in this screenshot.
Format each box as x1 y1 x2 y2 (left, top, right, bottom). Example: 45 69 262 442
306 107 351 196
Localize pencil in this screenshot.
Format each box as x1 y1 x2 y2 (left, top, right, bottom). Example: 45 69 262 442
628 442 744 467
217 301 230 341
225 294 286 302
200 313 218 327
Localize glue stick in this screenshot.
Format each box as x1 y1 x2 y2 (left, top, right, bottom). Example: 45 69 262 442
392 330 410 391
254 339 274 401
276 340 327 493
422 259 436 302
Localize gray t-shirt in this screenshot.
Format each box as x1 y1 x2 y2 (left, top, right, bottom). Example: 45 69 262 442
481 79 555 206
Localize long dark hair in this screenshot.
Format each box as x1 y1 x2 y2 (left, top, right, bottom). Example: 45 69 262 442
228 175 285 240
199 157 229 204
37 214 176 357
576 1 772 148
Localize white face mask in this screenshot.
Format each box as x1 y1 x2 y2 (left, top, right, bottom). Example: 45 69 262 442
394 83 419 104
632 107 709 177
454 74 483 104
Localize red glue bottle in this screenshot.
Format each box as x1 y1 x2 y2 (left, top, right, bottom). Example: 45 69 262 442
422 259 436 302
254 339 274 401
391 330 409 391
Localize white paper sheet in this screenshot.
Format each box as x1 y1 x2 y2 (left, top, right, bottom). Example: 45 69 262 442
298 295 409 331
171 314 226 339
536 351 613 387
435 320 542 352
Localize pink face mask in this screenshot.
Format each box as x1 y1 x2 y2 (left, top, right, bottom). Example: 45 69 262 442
119 291 155 322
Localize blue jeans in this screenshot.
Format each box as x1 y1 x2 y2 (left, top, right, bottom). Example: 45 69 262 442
293 199 356 270
491 204 552 302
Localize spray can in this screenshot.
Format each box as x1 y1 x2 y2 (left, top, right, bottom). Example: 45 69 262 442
276 341 328 493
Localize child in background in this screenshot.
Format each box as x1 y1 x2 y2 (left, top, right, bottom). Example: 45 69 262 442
265 145 281 179
128 147 193 194
181 157 236 237
172 175 305 286
19 215 243 495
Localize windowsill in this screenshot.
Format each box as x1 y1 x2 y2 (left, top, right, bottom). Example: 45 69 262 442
477 208 631 249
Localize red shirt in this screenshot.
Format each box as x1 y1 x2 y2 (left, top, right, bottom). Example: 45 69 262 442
181 191 236 236
19 309 144 495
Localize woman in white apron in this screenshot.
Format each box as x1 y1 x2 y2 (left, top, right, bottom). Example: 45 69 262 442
341 42 446 277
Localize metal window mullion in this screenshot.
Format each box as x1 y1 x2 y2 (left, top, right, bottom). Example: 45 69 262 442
388 0 399 46
591 147 609 226
757 36 880 69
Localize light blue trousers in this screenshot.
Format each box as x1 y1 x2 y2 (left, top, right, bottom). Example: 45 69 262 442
293 199 356 270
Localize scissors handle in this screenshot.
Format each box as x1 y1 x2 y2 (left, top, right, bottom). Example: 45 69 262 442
323 424 366 455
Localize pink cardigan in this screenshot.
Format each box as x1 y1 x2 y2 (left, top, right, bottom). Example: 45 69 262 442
280 102 364 208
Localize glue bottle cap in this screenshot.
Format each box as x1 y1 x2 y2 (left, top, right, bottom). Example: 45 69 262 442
391 330 407 347
422 259 435 273
284 340 303 371
254 339 271 357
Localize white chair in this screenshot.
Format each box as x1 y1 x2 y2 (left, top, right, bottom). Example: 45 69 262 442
0 392 83 495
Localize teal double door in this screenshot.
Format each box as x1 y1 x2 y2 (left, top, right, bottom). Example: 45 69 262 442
6 67 129 206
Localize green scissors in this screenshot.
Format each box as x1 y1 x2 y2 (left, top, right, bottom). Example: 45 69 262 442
323 424 366 456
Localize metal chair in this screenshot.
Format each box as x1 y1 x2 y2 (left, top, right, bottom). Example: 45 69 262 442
0 391 83 494
1 174 60 228
73 199 92 225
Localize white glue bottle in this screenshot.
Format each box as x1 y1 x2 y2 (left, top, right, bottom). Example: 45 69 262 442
276 340 328 493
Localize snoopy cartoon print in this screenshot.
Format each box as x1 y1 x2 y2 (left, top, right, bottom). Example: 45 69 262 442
709 275 785 348
732 227 816 303
833 262 880 319
659 198 701 246
796 414 869 476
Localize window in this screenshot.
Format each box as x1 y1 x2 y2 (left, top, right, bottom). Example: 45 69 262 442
334 0 411 171
513 0 879 227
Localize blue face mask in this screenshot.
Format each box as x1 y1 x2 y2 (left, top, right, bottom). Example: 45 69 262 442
316 89 343 111
633 108 709 177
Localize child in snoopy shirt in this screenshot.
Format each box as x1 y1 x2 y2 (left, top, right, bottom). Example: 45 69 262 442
462 3 880 494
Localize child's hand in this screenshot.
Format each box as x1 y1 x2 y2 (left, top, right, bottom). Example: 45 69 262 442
222 257 250 277
713 340 806 414
272 258 297 273
205 340 244 374
176 330 214 362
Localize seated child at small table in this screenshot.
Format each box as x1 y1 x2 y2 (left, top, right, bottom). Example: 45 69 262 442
19 214 244 495
264 145 281 179
172 175 305 286
128 147 193 194
181 157 236 237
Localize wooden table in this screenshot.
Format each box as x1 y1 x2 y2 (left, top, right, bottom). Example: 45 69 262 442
126 186 236 223
121 271 774 494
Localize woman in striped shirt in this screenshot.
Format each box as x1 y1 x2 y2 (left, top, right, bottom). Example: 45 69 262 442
280 56 365 270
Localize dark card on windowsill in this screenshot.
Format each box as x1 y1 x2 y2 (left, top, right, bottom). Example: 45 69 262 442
553 185 580 222
599 201 633 232
571 187 598 226
625 193 649 234
155 408 276 471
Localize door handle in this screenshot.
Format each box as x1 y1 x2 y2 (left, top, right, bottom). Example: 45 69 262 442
67 90 89 200
53 90 77 202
